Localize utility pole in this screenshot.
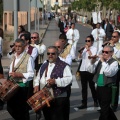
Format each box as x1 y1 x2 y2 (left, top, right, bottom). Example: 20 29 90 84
14 0 18 41
35 0 37 31
28 0 31 32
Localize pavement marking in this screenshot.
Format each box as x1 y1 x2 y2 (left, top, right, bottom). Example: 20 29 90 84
71 75 79 89
74 107 100 112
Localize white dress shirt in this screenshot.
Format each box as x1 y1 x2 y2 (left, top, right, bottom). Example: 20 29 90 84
59 55 72 66
87 59 118 77
25 46 38 61
34 62 73 88
9 51 35 83
80 46 97 72
33 44 46 55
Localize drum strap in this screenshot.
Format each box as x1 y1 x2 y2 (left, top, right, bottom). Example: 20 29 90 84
12 57 16 72
45 66 48 77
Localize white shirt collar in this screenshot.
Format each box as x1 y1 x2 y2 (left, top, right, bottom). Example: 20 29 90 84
14 51 26 59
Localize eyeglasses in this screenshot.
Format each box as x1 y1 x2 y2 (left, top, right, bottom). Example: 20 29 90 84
47 52 56 55
31 37 37 39
85 40 91 42
56 46 60 48
112 36 118 38
102 50 112 54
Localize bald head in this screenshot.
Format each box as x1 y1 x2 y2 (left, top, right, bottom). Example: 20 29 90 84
54 40 63 53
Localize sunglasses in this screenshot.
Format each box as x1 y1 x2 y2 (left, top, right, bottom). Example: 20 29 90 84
31 37 37 39
85 40 91 42
112 36 118 38
102 50 112 54
47 52 56 55
56 46 60 48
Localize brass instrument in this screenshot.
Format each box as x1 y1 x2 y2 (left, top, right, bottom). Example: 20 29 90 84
78 47 85 53
88 55 98 59
102 41 110 47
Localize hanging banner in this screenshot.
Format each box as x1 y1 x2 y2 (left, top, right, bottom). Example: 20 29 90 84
98 11 102 23
92 11 101 24
92 12 97 24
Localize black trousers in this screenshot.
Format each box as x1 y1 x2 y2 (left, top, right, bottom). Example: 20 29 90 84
42 97 70 120
0 99 4 106
80 71 97 105
7 87 30 120
113 69 120 107
97 86 118 120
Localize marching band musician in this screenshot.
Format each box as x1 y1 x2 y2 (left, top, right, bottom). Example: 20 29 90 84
54 40 72 66
20 33 38 61
31 32 46 74
66 23 80 60
91 23 106 52
7 39 35 120
30 32 46 120
87 45 118 120
34 46 72 120
77 35 98 109
99 31 120 112
58 33 76 61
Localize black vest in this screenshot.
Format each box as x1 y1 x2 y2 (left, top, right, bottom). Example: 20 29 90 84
93 58 118 86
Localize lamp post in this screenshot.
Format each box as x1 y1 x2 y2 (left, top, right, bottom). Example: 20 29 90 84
28 0 31 32
14 0 18 41
34 0 37 31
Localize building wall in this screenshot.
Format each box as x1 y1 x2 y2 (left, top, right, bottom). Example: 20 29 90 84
3 7 41 32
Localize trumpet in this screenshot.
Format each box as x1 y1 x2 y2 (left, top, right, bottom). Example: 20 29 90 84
102 41 110 47
88 55 98 59
78 47 85 53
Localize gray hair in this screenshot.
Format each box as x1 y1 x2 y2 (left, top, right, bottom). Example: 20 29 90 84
15 38 25 46
47 46 59 54
32 32 39 37
104 45 114 52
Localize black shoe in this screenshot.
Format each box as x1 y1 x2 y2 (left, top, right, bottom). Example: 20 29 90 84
36 110 42 120
97 109 101 112
94 102 99 107
0 106 3 110
77 104 87 109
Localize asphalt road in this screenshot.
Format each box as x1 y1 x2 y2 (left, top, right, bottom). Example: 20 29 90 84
0 19 120 120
